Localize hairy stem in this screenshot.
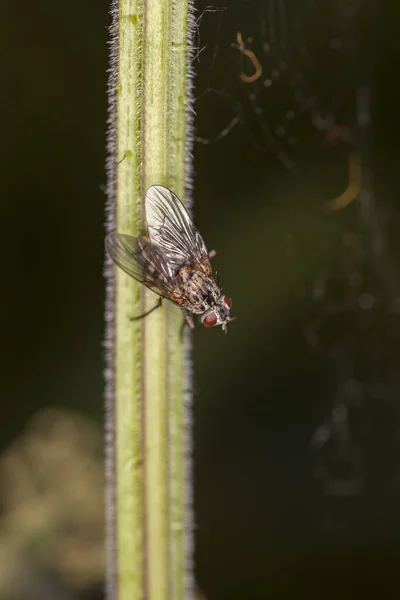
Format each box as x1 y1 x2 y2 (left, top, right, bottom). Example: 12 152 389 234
105 0 195 599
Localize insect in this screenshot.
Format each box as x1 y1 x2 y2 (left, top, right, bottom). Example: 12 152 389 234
106 185 233 332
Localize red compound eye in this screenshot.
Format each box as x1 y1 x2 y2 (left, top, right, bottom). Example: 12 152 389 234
203 312 218 327
224 296 232 307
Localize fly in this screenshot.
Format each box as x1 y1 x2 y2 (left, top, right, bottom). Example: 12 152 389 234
106 185 233 332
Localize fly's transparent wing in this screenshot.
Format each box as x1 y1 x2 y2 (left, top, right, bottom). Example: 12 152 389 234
106 232 176 298
145 185 212 275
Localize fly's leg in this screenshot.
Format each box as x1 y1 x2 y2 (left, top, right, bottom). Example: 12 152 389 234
130 297 162 321
185 313 195 329
180 311 195 340
209 249 216 259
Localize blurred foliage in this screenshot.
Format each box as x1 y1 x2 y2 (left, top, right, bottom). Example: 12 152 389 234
0 410 104 599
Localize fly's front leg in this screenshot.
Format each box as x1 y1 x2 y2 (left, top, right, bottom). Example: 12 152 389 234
209 249 217 259
180 311 195 340
185 313 195 329
130 297 162 321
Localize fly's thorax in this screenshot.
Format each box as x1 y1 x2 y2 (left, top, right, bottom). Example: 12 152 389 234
182 270 221 314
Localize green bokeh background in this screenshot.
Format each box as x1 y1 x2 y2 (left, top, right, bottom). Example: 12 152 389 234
2 1 400 599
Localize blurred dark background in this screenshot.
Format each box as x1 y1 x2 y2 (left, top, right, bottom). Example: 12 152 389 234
2 0 400 598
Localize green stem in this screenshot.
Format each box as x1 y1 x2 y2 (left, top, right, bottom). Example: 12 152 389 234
105 0 195 599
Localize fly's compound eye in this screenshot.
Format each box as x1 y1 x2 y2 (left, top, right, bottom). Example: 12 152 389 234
203 312 218 327
223 296 232 308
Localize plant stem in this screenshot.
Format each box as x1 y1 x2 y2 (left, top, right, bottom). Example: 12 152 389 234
105 0 195 599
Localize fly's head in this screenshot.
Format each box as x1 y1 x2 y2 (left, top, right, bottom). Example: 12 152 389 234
200 295 233 332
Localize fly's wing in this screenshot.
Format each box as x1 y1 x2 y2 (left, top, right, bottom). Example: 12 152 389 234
145 185 212 276
106 232 176 299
